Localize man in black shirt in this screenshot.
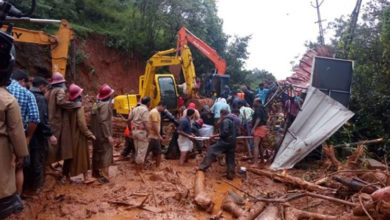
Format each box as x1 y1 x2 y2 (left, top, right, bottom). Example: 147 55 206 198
25 77 57 192
251 98 268 165
199 109 237 180
241 85 255 107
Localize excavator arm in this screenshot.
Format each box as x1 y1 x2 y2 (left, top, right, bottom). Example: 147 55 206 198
1 19 74 76
177 26 226 74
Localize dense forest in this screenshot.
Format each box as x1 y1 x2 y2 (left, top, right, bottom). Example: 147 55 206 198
14 0 272 89
13 0 390 158
326 0 390 157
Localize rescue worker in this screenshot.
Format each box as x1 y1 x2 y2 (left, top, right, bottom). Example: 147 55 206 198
7 70 40 195
0 30 29 218
241 85 255 107
120 125 135 161
183 102 200 120
177 108 196 165
251 98 268 165
24 77 57 193
146 102 167 167
199 109 237 180
91 84 114 184
47 72 81 177
128 96 151 173
67 84 96 183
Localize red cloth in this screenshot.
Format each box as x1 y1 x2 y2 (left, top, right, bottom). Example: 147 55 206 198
178 96 184 109
254 126 268 138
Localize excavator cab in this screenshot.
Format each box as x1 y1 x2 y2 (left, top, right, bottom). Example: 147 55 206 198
139 73 178 110
212 74 230 97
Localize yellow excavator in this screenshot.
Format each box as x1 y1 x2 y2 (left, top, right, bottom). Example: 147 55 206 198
113 26 229 116
113 45 196 116
1 19 74 76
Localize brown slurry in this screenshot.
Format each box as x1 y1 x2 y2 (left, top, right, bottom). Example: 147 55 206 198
8 138 353 220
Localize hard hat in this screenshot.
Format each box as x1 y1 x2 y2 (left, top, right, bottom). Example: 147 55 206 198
50 72 65 85
69 83 83 101
188 102 196 109
97 84 114 100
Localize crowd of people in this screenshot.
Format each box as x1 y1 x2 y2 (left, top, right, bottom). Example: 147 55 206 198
0 64 303 219
123 79 304 182
0 68 117 218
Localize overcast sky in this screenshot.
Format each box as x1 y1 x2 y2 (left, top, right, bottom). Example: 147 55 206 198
217 0 359 80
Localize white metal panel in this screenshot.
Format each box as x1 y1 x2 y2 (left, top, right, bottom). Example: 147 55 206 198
270 87 354 170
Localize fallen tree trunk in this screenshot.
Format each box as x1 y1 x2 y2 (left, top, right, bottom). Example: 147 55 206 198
222 195 245 218
194 170 214 213
256 205 280 220
334 138 383 148
238 202 266 220
285 207 338 220
247 168 335 193
228 190 245 206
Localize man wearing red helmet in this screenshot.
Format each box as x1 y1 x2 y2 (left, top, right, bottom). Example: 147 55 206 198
47 72 82 181
91 84 114 184
66 84 96 184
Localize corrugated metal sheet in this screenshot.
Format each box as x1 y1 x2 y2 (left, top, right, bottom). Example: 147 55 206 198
270 87 354 170
278 46 333 89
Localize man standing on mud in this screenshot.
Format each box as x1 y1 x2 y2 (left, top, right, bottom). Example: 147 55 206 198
177 109 196 165
199 109 237 180
7 70 40 195
0 30 29 218
147 102 166 167
47 72 81 180
91 84 115 184
25 77 57 193
128 96 150 173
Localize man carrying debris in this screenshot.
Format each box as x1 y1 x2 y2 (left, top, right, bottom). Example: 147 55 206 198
146 102 167 167
47 72 81 180
91 84 115 183
7 70 40 195
128 96 151 173
199 109 237 180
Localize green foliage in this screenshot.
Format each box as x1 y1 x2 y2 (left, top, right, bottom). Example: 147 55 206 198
244 69 276 91
326 0 390 159
12 0 276 91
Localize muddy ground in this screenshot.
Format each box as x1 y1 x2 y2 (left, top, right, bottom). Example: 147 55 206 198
8 135 352 220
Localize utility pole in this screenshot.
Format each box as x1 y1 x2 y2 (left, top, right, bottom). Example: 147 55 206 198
311 0 325 45
346 0 363 51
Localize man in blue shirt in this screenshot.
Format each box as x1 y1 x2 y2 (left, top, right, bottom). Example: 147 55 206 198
7 70 40 196
255 83 269 105
211 98 230 123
